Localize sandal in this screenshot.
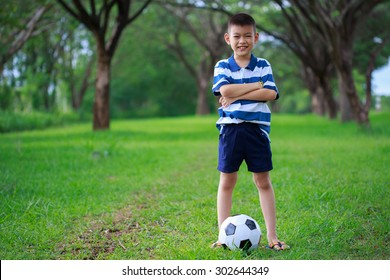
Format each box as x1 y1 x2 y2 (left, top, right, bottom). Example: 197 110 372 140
266 241 290 251
210 241 223 249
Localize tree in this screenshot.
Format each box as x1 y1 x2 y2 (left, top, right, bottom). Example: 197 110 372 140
264 0 338 118
290 0 385 125
353 2 390 101
160 3 229 114
56 0 152 130
1 3 86 113
56 24 95 111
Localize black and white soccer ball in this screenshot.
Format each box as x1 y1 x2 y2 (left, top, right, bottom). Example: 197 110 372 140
218 214 261 251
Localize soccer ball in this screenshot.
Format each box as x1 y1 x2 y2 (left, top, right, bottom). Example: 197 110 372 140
218 214 261 251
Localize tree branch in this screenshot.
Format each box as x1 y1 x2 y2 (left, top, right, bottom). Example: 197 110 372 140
1 4 52 73
127 0 153 25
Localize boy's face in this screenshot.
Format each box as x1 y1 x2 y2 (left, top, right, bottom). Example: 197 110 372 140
224 24 259 59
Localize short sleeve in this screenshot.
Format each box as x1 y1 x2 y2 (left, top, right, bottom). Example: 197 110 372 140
260 59 279 100
212 60 230 96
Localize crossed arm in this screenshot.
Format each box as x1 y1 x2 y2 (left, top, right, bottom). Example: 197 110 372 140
219 82 277 107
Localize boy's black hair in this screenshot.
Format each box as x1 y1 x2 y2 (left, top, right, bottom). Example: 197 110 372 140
228 13 256 32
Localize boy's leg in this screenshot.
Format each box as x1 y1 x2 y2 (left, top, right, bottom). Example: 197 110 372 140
253 171 289 249
217 172 238 228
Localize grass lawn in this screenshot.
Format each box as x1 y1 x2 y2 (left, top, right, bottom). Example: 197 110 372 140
0 113 389 260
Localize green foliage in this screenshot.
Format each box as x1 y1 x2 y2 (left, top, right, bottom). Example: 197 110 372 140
377 95 390 112
0 113 389 259
0 111 84 133
1 2 92 114
256 41 311 114
1 0 389 122
110 10 199 118
353 1 390 74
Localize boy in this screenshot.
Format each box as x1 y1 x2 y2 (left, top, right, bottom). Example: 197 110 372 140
211 13 289 251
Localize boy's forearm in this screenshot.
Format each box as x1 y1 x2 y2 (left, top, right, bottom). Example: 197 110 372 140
220 82 262 98
241 88 278 101
219 88 277 107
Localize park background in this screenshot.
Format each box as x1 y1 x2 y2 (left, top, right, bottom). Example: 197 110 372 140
0 0 389 260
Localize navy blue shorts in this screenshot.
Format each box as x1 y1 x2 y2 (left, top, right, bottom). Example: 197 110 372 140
218 122 273 173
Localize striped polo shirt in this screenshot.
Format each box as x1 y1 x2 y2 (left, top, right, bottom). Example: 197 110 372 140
212 54 279 134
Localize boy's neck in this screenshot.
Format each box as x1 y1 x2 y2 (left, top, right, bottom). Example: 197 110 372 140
234 54 252 68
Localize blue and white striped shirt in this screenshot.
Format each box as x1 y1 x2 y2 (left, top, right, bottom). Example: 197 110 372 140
212 54 279 134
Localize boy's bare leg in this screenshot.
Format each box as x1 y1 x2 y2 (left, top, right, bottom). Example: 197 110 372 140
253 172 288 249
217 172 238 228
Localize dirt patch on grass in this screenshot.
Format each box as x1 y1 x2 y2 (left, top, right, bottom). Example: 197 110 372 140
58 192 161 259
58 208 140 259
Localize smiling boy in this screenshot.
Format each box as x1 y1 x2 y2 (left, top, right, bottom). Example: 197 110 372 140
211 13 289 251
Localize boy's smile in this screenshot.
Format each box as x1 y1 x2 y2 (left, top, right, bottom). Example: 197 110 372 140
224 24 259 63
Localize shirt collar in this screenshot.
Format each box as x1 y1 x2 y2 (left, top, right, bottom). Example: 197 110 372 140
228 54 257 72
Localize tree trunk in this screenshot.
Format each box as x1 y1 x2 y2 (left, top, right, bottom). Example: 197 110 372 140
93 51 111 130
303 67 326 115
332 35 369 124
72 56 94 110
196 76 210 115
336 65 369 124
196 57 211 115
339 83 354 122
319 75 337 119
303 66 337 118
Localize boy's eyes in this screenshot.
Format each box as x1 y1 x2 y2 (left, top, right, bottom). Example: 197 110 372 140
233 35 252 38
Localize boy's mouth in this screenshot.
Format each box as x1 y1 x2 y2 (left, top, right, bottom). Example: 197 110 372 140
237 46 248 51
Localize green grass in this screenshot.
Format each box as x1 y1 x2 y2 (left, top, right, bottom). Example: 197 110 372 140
0 113 389 260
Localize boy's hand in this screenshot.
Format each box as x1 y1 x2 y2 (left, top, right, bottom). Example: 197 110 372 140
219 96 236 107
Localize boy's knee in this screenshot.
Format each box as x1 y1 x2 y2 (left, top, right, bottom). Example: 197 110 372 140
253 173 272 190
219 172 237 191
219 183 235 192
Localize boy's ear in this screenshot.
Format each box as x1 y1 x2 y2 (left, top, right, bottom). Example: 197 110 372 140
255 32 259 43
224 33 230 45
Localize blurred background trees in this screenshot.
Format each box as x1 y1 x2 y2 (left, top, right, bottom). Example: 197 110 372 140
1 0 389 131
